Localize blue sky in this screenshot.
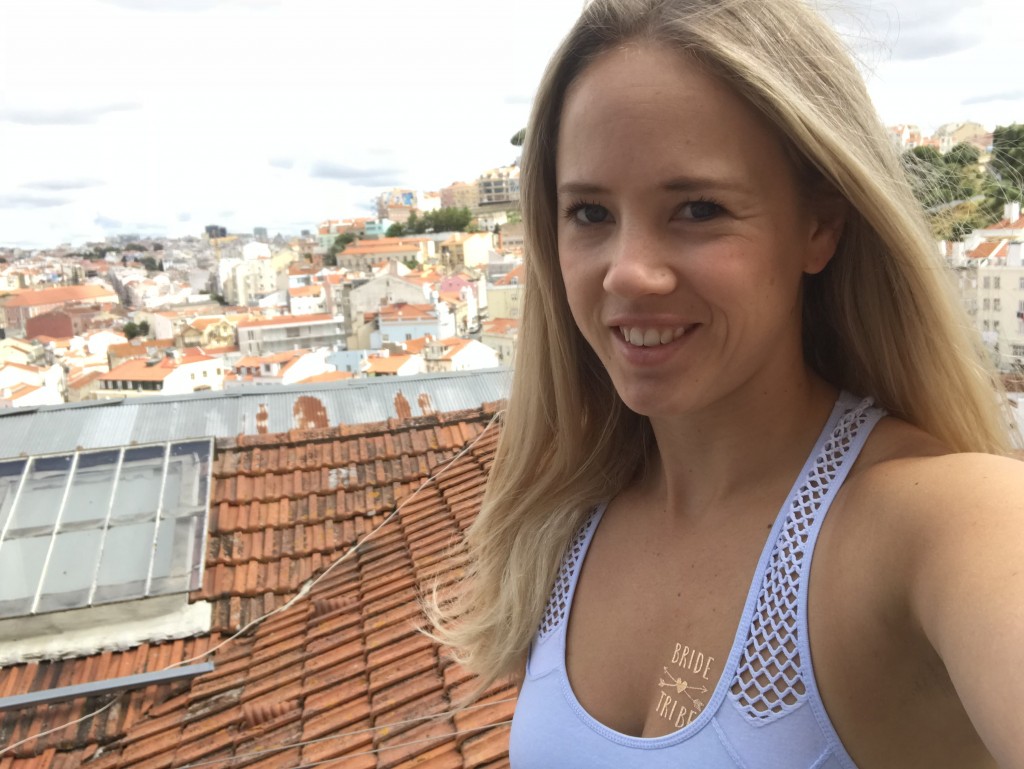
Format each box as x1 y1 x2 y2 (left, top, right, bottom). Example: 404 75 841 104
1 0 1021 249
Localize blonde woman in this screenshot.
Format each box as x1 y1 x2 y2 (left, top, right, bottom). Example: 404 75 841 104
433 0 1024 766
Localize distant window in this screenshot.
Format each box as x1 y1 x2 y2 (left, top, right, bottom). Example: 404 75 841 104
984 298 991 311
983 320 990 331
0 440 212 618
1013 344 1024 358
1019 277 1024 290
994 299 1002 311
994 277 1001 289
984 277 991 289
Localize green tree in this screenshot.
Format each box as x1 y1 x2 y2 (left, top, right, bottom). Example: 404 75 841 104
990 123 1024 208
325 232 357 266
511 128 526 146
386 222 405 237
123 321 140 340
138 320 150 337
902 145 992 240
944 142 981 168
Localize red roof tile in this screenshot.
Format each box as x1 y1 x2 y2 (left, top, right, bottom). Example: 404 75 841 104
0 404 513 768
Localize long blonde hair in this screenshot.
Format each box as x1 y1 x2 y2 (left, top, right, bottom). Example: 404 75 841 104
431 0 1011 691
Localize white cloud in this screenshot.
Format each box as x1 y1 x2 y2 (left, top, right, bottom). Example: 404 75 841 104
0 0 1021 248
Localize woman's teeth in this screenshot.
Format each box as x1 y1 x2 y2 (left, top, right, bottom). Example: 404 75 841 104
620 327 687 347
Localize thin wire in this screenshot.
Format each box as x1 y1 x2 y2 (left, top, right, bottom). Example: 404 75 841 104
177 720 514 769
171 698 517 769
0 411 503 758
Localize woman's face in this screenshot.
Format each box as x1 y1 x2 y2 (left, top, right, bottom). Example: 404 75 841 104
554 44 842 421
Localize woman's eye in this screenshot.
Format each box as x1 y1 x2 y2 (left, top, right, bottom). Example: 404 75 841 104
574 204 610 224
680 200 723 221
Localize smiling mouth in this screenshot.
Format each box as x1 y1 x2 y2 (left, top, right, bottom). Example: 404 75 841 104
618 326 695 347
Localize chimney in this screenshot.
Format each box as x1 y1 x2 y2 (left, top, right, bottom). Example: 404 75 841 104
1005 200 1021 224
1009 242 1024 268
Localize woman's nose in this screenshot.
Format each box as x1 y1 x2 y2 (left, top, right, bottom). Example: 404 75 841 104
602 234 677 298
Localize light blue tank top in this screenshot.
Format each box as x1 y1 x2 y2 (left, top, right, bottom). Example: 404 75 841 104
510 392 884 768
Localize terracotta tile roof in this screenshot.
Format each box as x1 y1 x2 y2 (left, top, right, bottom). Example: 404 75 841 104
365 353 417 375
968 240 1009 260
494 266 523 287
343 243 423 257
235 349 312 369
0 405 515 768
298 371 354 384
481 319 518 335
107 339 176 360
67 370 104 389
2 285 118 308
289 285 324 298
237 313 334 329
431 338 473 361
379 304 437 323
98 353 216 382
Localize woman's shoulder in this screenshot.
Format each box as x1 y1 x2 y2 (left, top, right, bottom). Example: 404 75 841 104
845 415 1024 524
833 416 1024 765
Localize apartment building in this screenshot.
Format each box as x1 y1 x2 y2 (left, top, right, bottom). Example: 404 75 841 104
236 313 346 356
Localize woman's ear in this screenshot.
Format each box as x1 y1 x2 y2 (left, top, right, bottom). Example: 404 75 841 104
804 192 848 275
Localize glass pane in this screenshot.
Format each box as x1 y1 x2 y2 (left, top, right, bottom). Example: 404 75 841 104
150 515 198 595
8 455 73 534
36 528 103 612
0 533 50 617
0 459 27 534
162 441 211 517
110 446 166 522
93 520 153 604
62 450 120 525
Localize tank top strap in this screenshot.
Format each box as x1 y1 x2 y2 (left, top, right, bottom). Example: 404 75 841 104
728 392 885 723
527 502 606 677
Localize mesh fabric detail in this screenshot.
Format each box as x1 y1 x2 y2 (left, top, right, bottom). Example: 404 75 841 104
729 401 872 722
538 514 598 640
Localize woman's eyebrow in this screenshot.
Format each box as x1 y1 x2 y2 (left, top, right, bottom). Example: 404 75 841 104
557 176 750 195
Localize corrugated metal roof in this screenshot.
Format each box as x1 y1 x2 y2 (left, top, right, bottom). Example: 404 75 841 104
0 369 512 458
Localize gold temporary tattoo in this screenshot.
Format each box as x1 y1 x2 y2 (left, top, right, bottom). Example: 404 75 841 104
654 642 715 728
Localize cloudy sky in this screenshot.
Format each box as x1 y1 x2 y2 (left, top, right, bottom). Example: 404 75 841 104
1 0 1021 250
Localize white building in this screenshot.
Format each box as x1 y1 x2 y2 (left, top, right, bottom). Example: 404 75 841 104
371 303 456 349
236 314 346 356
424 337 500 373
95 349 226 398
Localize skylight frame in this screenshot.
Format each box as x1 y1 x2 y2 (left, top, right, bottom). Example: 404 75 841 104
0 438 213 620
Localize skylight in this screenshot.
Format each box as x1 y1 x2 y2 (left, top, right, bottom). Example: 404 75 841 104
0 439 212 619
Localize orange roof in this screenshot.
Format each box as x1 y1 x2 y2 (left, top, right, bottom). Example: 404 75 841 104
67 370 103 389
234 349 310 369
237 313 334 328
402 335 434 354
969 241 1009 260
496 265 524 286
2 284 117 308
433 336 473 360
189 317 227 331
365 353 417 374
289 285 324 298
0 406 511 769
107 338 175 359
378 303 437 322
5 383 41 400
297 370 353 383
341 242 424 256
483 318 518 335
99 353 216 382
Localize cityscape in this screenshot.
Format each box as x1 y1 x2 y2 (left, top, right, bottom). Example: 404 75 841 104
1 119 1023 409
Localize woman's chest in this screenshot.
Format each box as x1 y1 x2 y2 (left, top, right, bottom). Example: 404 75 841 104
564 512 776 738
